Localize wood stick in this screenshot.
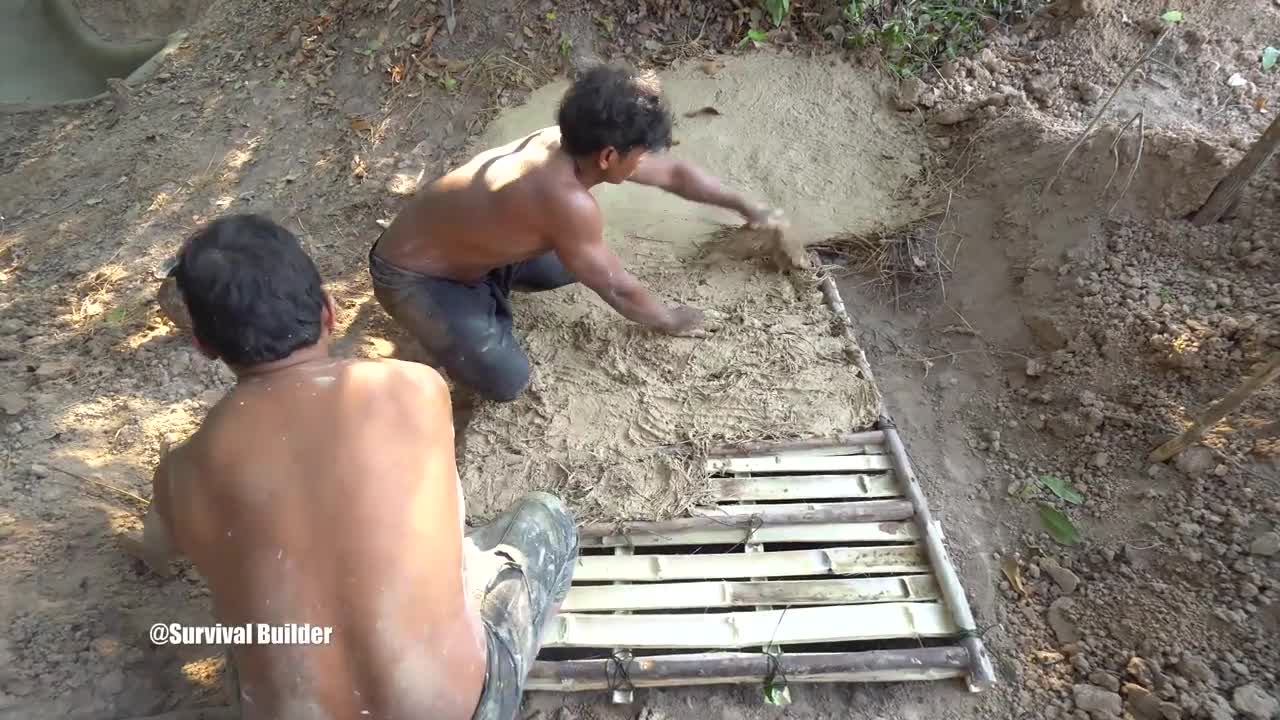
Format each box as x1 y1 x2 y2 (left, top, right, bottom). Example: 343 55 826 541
705 431 886 457
1149 351 1280 462
579 499 914 538
1192 114 1280 225
527 647 971 691
815 257 883 397
879 421 998 691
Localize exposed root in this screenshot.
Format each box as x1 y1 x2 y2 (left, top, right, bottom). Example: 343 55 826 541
812 215 955 308
1042 26 1171 199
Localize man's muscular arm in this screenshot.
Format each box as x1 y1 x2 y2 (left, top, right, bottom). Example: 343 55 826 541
120 446 182 576
550 194 703 334
628 154 780 227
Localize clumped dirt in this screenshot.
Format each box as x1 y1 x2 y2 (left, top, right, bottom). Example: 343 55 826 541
0 0 1278 718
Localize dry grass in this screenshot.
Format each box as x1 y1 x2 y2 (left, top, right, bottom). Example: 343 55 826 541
813 215 957 308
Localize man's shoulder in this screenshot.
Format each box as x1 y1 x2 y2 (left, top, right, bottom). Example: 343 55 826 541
342 358 448 397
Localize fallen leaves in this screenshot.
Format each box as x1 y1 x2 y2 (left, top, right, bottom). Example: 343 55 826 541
683 106 722 118
1038 503 1083 546
1000 556 1029 597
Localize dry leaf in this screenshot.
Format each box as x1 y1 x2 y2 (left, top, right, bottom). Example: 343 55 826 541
1034 650 1065 664
1000 556 1028 597
1254 95 1267 112
350 118 373 133
387 64 404 84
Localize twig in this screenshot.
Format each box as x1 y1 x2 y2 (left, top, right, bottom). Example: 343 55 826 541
1102 112 1143 196
1042 26 1171 198
51 465 150 507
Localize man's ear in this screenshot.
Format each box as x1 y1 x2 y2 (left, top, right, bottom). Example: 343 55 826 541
597 147 618 172
321 293 337 335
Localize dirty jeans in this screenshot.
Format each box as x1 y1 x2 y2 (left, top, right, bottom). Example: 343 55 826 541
368 241 576 402
466 492 579 719
224 492 578 720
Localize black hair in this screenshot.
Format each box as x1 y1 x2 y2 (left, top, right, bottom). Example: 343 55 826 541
557 65 673 157
173 213 327 367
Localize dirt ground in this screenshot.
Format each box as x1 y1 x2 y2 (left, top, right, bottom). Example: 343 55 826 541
0 0 1278 718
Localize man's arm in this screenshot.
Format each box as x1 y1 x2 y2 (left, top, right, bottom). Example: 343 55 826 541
120 448 182 576
628 153 776 226
550 194 703 335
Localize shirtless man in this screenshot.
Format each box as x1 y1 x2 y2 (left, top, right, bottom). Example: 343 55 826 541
370 64 786 402
122 213 579 720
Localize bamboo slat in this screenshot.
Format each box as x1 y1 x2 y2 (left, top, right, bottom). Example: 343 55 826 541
579 521 919 548
708 454 894 475
572 545 927 581
561 575 941 612
527 646 970 691
542 602 958 648
708 474 901 501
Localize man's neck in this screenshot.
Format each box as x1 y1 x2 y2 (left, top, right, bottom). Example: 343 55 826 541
570 154 606 189
231 341 334 380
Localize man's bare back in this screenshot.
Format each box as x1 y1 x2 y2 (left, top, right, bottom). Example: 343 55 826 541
376 127 580 282
128 214 579 720
368 65 786 402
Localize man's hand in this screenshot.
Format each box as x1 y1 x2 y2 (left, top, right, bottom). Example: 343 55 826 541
743 205 788 232
662 308 727 338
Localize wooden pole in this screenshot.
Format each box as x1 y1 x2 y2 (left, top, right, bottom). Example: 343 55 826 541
1192 114 1280 226
705 430 886 457
879 420 998 691
1149 351 1280 463
527 647 971 691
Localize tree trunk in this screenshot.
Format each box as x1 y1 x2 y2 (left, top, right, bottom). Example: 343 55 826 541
1192 114 1280 226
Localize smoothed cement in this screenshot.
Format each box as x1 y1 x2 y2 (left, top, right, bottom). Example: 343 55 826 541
0 0 168 106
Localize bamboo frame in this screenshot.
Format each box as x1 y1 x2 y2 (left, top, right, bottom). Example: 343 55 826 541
879 420 997 691
708 473 901 501
579 520 919 548
542 602 958 648
572 544 927 582
561 575 941 612
527 647 971 691
708 454 893 475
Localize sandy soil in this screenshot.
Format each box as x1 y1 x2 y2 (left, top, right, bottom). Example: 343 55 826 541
0 0 1277 718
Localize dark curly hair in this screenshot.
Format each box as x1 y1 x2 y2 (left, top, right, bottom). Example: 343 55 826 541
557 65 673 158
174 214 327 366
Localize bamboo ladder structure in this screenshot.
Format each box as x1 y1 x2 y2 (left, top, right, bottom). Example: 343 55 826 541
527 268 996 698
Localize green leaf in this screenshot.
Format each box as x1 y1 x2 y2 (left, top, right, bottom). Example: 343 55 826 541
739 28 769 47
1160 10 1183 23
1018 482 1039 501
1263 47 1279 72
1038 503 1082 546
1038 474 1084 505
763 683 792 706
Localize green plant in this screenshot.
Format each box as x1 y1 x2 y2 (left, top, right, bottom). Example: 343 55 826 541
840 0 1041 78
559 33 573 57
1264 46 1279 72
762 0 791 27
738 27 769 48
